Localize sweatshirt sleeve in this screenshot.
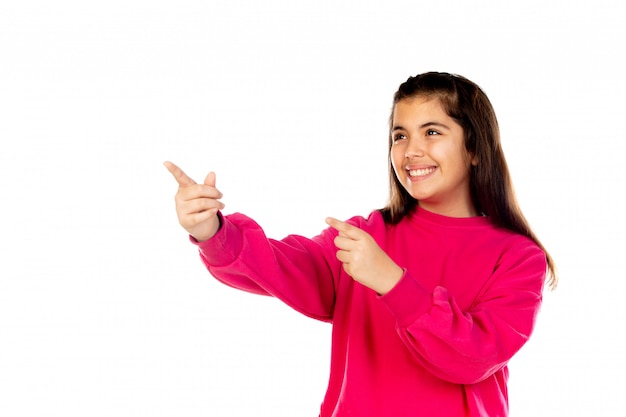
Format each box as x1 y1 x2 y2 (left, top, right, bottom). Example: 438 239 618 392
380 239 546 385
192 212 341 322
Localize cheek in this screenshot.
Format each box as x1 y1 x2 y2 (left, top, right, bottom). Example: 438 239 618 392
390 149 404 178
461 149 476 169
390 152 404 179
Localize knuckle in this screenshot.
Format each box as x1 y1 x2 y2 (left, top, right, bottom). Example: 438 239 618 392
193 198 209 211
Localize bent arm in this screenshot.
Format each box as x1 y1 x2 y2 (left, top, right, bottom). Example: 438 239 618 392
381 244 546 385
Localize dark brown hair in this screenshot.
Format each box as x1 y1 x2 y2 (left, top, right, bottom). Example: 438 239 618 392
380 72 557 289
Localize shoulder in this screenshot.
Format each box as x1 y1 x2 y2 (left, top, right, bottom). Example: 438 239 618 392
461 220 545 263
482 227 548 289
486 225 545 258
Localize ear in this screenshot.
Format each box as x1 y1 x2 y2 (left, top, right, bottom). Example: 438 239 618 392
469 152 479 166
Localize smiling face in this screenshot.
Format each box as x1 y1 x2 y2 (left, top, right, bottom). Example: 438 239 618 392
390 96 478 217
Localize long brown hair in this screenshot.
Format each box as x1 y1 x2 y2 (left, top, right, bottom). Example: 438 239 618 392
380 72 557 289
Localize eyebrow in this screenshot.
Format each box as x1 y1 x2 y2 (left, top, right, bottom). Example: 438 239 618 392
392 121 451 131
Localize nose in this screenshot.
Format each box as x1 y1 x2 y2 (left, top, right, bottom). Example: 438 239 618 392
404 138 424 158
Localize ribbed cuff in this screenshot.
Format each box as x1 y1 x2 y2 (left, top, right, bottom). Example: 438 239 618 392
189 212 243 267
380 270 432 328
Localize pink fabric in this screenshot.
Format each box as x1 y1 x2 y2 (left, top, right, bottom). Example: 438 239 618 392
193 207 546 417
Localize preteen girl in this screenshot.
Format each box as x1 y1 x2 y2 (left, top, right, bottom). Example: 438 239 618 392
164 71 557 417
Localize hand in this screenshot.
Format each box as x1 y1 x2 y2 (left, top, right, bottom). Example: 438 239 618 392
164 161 225 242
325 217 403 295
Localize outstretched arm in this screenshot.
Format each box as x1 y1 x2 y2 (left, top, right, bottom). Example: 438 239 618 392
164 162 339 319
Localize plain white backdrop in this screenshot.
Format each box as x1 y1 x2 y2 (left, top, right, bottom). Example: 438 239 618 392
1 0 624 415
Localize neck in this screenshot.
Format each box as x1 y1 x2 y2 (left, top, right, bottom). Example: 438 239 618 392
417 201 479 218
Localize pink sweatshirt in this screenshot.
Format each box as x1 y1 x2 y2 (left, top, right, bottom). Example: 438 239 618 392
193 207 546 417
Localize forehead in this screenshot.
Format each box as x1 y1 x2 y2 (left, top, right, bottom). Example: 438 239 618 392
392 96 457 127
394 96 446 117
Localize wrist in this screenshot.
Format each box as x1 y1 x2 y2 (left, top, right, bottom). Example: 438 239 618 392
191 212 223 242
374 264 404 296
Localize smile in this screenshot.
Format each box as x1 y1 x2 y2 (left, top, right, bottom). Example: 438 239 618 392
408 167 436 178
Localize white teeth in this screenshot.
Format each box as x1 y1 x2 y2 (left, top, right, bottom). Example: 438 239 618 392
408 168 435 177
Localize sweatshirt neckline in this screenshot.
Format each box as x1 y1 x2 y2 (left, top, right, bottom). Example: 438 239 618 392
409 206 492 228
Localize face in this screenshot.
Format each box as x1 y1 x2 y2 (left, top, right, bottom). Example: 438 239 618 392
391 96 478 217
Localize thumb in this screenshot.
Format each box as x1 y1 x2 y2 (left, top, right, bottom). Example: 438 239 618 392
204 171 217 187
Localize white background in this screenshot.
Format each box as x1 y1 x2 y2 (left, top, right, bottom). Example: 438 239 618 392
1 0 625 416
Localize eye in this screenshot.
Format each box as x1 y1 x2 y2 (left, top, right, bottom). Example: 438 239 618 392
393 133 407 142
426 129 440 136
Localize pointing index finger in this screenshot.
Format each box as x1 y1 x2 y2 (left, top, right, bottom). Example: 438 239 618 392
164 161 197 187
325 217 361 238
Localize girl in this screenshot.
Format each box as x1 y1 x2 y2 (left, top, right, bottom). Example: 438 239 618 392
164 71 557 417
